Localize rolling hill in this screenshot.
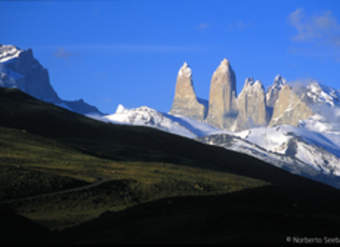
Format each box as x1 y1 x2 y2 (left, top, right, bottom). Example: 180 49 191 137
1 87 340 245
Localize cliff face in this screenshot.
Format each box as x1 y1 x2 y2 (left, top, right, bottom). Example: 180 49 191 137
0 45 60 103
269 85 313 126
0 44 102 115
206 58 238 129
266 75 287 108
169 62 206 120
235 78 268 130
168 59 318 131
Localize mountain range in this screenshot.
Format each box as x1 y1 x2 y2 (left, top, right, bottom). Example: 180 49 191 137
2 44 340 245
1 44 340 189
2 86 340 245
0 44 102 115
95 59 340 188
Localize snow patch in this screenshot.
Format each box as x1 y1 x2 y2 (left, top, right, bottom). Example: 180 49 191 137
178 62 192 78
0 45 22 63
103 105 216 138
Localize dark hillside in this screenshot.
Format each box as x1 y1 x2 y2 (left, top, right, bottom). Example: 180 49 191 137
0 88 334 191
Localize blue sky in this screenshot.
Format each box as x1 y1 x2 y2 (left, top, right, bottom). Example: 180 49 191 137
2 0 340 113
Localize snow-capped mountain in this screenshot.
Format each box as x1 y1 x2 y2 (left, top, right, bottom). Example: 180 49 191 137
96 80 340 188
88 104 218 138
266 75 287 108
0 45 23 63
199 125 340 188
200 81 340 188
299 81 340 107
0 44 102 115
2 46 340 189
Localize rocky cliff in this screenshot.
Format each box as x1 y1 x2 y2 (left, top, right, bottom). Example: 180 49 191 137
269 85 313 126
0 44 102 115
168 59 322 131
169 62 206 120
206 58 238 129
235 78 268 130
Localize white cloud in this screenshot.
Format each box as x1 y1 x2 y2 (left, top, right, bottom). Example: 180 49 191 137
289 8 340 46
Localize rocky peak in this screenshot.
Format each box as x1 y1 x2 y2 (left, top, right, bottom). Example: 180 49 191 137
241 78 265 92
169 62 206 120
0 45 60 103
269 85 313 126
266 74 287 108
274 74 287 85
243 77 254 87
218 58 231 72
235 78 267 130
0 44 102 115
0 45 23 63
178 62 192 78
206 58 237 129
303 81 340 107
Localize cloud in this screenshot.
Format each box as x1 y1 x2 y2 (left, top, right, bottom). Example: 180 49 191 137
53 47 74 59
289 8 340 47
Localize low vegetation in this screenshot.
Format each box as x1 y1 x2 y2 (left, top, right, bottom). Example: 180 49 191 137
0 126 267 230
1 88 340 245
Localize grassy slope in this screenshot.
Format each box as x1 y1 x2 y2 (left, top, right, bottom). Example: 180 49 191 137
0 125 266 230
0 88 329 188
1 88 340 245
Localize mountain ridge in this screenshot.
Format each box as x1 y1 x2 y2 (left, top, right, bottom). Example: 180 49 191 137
0 44 102 115
1 45 339 189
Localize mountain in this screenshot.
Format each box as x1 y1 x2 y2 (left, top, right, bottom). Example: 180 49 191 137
234 78 268 130
1 46 339 188
300 81 340 107
98 102 340 188
0 44 102 115
2 87 340 245
93 104 218 138
100 63 340 189
169 62 206 120
266 74 287 108
200 125 340 188
269 84 313 126
206 58 238 129
167 59 340 131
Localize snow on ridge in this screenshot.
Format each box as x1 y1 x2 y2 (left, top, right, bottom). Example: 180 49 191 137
85 102 340 187
178 62 192 78
306 82 339 106
103 105 198 138
91 104 218 139
0 45 22 63
291 81 340 107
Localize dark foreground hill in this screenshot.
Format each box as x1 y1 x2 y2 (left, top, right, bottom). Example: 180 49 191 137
0 87 340 245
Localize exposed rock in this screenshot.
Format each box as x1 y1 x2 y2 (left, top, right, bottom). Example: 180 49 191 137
269 85 313 126
266 75 287 108
300 81 340 107
0 45 60 103
206 58 237 129
235 78 268 130
0 44 102 115
169 62 206 120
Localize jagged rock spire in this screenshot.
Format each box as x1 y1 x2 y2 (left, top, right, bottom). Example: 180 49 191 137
269 85 313 126
169 62 206 120
206 58 237 129
235 78 267 130
266 74 287 108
